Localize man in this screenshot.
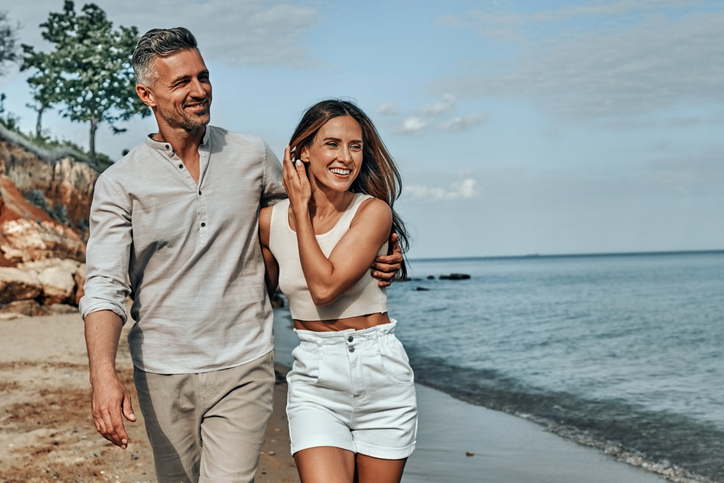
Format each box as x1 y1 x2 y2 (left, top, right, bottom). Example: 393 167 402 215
80 27 401 483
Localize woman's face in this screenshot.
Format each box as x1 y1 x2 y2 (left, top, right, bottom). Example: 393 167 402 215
301 115 363 193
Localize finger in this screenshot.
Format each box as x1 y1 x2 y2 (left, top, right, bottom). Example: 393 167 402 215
91 400 108 435
378 280 392 287
122 393 137 423
99 408 122 446
92 412 104 434
392 240 402 254
295 159 307 180
371 269 395 281
371 259 402 270
109 410 129 449
375 249 403 266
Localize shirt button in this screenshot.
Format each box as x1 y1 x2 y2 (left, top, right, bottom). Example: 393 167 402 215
198 190 202 195
347 336 354 343
349 347 355 353
178 164 183 169
201 222 206 227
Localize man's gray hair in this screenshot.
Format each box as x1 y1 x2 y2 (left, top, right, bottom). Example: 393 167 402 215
132 27 198 86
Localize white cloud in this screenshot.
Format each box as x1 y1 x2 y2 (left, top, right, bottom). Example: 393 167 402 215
392 94 483 135
13 0 321 68
434 5 724 117
404 177 480 201
392 115 432 136
418 93 456 116
439 113 486 131
643 153 724 195
437 1 704 43
377 101 398 116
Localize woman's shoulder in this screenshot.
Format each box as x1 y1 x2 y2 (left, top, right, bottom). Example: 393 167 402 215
351 195 392 226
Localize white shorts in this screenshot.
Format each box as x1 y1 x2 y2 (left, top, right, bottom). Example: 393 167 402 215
286 320 417 459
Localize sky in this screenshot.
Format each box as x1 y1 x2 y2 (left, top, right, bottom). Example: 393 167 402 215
1 0 723 259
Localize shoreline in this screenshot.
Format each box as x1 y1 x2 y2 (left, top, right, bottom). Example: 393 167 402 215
272 307 671 483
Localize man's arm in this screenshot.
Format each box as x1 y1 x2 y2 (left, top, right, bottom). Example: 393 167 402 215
85 310 136 449
371 232 403 287
79 173 135 449
260 140 288 207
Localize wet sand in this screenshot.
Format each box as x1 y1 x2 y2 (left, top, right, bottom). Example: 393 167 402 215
403 384 666 483
273 307 668 483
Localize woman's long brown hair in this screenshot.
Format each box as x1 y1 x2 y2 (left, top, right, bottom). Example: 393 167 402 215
289 99 410 278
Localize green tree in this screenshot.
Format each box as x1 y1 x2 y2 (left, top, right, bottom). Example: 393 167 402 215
22 1 149 165
21 48 60 139
0 10 19 74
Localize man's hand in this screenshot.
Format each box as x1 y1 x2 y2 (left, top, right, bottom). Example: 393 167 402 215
85 310 134 449
371 232 403 287
90 370 136 449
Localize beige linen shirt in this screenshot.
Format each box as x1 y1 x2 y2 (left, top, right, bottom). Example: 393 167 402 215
79 126 286 374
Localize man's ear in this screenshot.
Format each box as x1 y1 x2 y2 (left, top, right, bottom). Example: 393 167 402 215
136 84 156 108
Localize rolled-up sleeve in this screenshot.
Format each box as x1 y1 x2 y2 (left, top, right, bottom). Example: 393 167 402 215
79 174 132 323
260 141 286 207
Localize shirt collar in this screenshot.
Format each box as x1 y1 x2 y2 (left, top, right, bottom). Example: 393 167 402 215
144 127 211 154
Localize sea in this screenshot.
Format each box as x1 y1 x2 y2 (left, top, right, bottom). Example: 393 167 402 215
273 251 724 482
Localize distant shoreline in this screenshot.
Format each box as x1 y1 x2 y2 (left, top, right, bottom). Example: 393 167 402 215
410 248 724 263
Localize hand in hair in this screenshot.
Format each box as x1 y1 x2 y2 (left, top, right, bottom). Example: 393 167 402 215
281 145 312 220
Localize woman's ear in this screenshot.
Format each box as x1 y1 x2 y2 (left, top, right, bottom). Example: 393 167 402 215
300 146 310 163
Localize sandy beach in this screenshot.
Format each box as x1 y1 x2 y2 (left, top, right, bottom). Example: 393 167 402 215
1 312 668 483
0 313 298 483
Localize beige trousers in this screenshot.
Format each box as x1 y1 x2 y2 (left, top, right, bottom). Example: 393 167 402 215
133 351 275 483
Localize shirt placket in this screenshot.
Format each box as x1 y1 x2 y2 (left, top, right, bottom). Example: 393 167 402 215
163 141 210 245
197 149 209 244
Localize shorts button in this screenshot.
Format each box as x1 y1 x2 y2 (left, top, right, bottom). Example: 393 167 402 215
347 336 353 343
349 347 355 353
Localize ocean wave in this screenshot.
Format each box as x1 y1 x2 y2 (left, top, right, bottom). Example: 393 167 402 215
409 353 724 483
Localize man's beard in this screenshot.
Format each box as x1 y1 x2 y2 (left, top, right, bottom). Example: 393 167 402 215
159 103 210 131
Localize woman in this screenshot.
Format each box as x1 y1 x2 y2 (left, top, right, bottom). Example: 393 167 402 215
259 99 417 483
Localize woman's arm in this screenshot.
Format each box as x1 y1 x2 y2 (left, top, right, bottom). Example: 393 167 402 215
258 206 279 296
283 148 392 305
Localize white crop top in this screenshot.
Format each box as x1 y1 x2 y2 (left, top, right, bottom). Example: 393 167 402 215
269 193 388 321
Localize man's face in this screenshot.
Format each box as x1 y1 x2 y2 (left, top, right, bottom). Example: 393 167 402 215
144 48 212 131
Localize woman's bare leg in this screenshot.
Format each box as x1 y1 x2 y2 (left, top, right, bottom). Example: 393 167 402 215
355 454 407 483
294 446 356 483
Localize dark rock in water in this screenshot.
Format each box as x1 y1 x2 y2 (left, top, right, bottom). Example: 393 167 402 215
439 273 471 280
415 286 430 291
426 275 435 280
450 273 471 280
465 451 474 457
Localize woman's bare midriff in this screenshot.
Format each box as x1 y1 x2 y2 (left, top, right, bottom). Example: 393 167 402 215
294 312 391 332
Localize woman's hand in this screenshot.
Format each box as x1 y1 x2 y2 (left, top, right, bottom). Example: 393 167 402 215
282 145 312 220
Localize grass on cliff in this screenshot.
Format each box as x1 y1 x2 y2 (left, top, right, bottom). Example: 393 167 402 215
0 114 113 173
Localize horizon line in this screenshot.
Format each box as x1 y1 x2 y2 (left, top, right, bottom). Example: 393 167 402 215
409 248 724 263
